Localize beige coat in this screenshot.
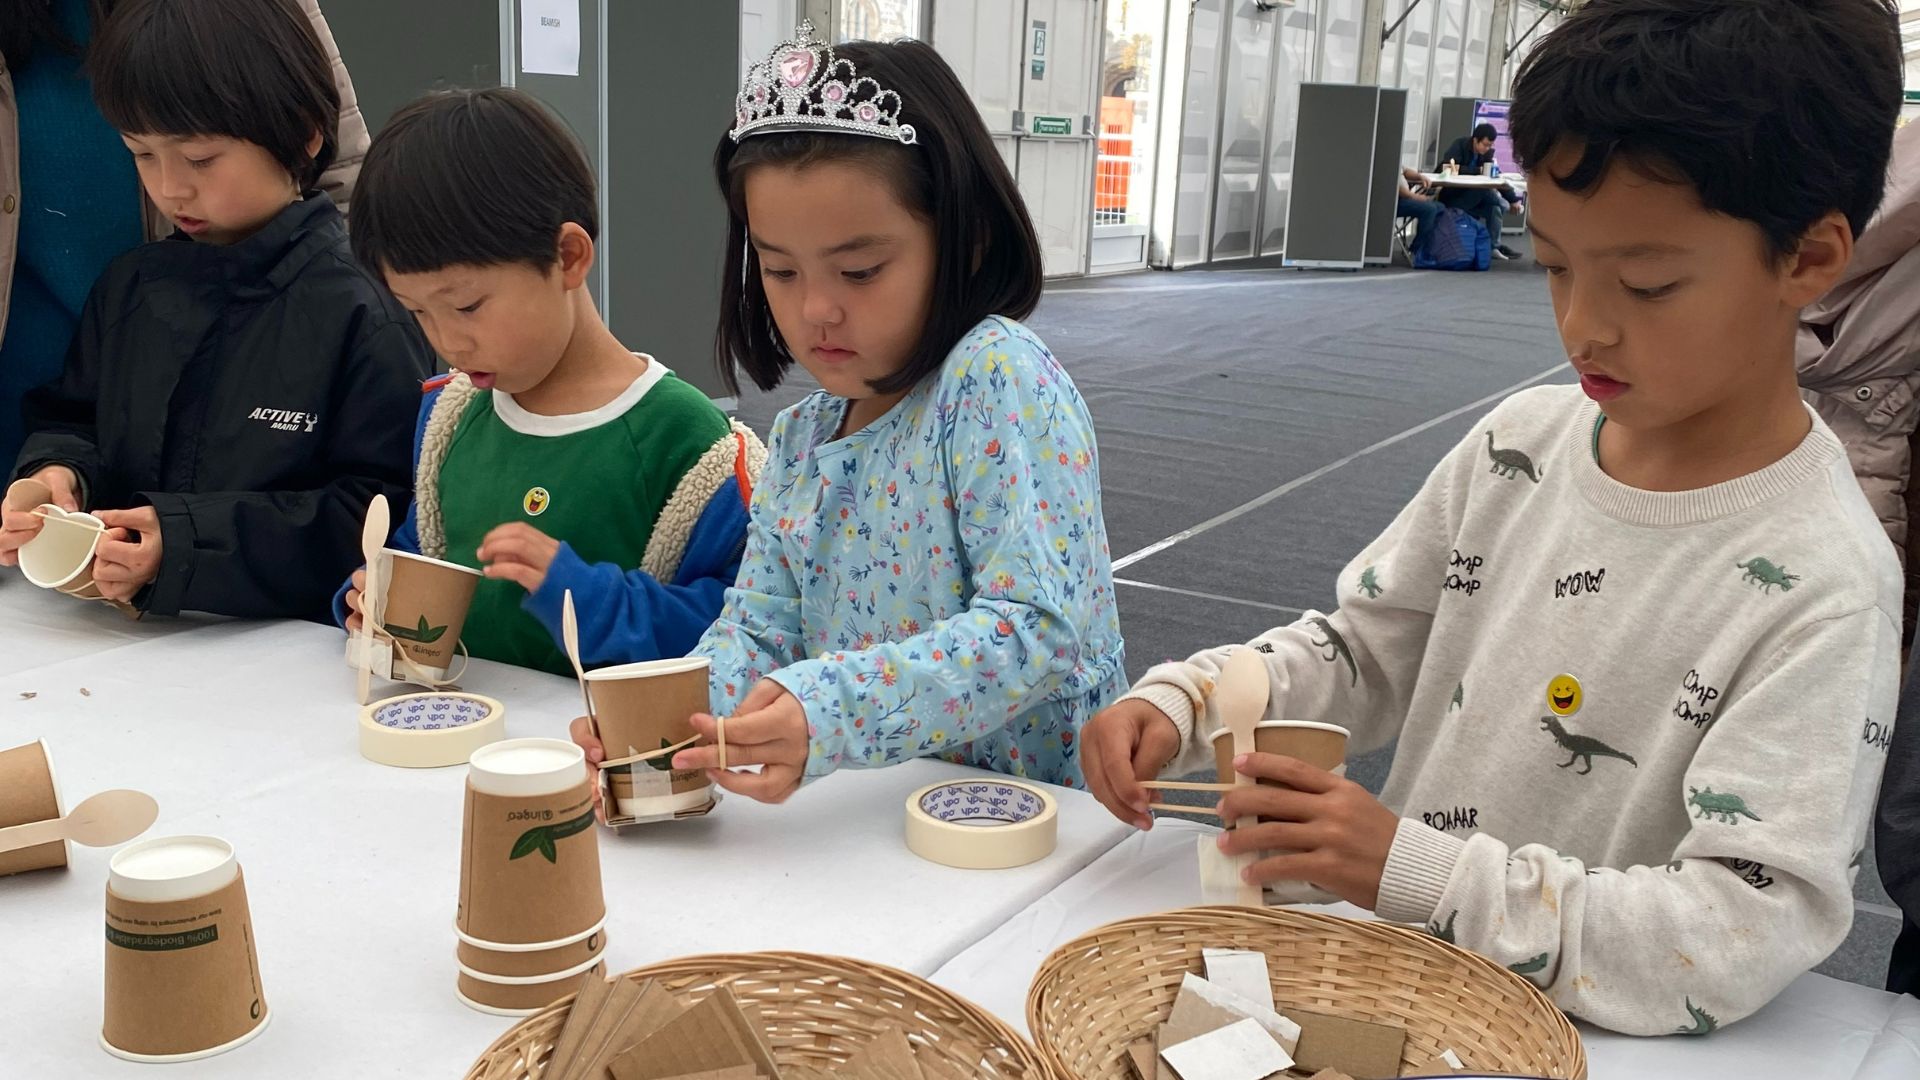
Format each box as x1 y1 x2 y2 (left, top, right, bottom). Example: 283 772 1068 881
1799 121 1920 630
0 0 371 348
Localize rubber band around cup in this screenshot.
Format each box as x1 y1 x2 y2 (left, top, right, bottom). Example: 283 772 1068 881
453 914 606 953
455 950 607 986
598 733 699 771
368 623 470 689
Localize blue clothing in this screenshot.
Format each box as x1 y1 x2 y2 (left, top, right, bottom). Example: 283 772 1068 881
332 379 751 668
696 316 1128 789
1397 195 1442 252
1 0 144 464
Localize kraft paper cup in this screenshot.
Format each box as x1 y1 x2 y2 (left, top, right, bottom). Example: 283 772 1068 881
455 959 606 1017
102 836 269 1062
455 922 607 979
0 738 68 876
18 505 106 591
379 551 481 681
582 657 714 818
456 739 606 949
1211 720 1350 784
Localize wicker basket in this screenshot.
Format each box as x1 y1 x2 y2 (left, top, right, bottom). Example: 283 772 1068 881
465 950 1048 1079
1027 906 1587 1079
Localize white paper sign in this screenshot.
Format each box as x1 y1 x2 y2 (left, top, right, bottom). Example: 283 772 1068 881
521 0 580 77
1160 1018 1294 1080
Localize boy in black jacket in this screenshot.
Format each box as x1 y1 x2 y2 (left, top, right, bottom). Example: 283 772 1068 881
0 0 429 621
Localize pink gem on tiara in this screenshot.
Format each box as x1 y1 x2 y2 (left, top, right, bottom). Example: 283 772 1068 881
730 20 919 146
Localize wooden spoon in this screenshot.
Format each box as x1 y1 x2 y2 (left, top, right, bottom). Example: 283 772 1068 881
357 494 390 706
561 589 599 740
0 789 158 854
1214 646 1271 906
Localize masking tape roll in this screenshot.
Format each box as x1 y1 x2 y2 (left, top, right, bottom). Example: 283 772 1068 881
358 693 505 768
903 778 1058 870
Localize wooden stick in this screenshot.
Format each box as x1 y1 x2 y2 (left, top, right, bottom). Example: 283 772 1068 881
1149 803 1223 817
1140 780 1235 793
29 508 103 531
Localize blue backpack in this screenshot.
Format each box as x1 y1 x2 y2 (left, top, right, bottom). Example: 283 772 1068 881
1414 207 1492 271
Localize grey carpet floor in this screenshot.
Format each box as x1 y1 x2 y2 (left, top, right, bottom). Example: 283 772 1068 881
727 242 1903 992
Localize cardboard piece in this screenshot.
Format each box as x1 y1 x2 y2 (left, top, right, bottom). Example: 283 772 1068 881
606 986 780 1080
102 869 268 1059
1170 974 1300 1053
1202 949 1275 1011
1285 1009 1406 1080
835 1026 924 1080
655 1070 759 1080
1304 1072 1357 1080
1126 1038 1159 1080
458 960 605 1014
587 660 715 821
381 552 481 676
567 979 687 1080
0 739 66 876
537 972 614 1079
1159 1017 1293 1080
457 777 605 946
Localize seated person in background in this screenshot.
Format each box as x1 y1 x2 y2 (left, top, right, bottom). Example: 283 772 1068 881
336 88 762 675
1438 123 1525 261
1397 167 1442 253
1082 0 1904 1036
0 0 428 620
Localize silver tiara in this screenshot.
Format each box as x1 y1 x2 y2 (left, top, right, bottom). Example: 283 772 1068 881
730 21 918 146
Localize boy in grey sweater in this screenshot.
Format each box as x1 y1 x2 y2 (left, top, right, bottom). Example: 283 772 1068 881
1083 0 1906 1037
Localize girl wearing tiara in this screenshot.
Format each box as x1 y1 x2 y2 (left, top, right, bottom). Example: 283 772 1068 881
574 25 1125 802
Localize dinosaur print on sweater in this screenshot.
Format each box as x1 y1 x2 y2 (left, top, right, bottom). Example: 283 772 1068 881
1539 715 1637 774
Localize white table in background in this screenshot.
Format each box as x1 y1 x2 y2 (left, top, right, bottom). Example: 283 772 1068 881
0 606 1132 1078
0 576 225 678
930 818 1920 1080
1421 172 1527 193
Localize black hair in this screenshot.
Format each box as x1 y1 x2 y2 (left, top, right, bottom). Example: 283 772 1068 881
713 38 1044 397
1511 0 1901 260
88 0 338 189
351 88 599 276
1472 124 1497 142
0 0 114 71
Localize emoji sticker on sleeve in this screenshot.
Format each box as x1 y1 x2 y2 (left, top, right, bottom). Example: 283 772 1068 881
523 487 550 517
1546 674 1583 716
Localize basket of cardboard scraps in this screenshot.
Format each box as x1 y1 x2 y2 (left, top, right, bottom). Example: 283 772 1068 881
465 950 1048 1079
1026 905 1587 1080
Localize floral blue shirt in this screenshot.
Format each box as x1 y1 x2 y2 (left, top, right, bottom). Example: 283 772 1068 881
696 317 1127 788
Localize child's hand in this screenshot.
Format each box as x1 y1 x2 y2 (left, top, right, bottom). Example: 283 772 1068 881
672 679 808 805
92 507 164 603
1214 752 1401 911
0 465 82 567
569 716 608 820
1082 699 1183 831
478 523 561 594
343 567 368 632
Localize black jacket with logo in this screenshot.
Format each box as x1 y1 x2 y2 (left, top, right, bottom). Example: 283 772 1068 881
15 194 431 620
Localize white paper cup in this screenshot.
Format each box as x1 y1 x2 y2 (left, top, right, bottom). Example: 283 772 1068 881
19 506 106 590
108 836 238 903
468 738 586 798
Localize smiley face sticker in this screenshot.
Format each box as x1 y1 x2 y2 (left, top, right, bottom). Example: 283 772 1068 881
1546 674 1583 717
523 486 551 517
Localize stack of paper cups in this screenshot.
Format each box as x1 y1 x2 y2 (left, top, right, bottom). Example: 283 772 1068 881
101 836 269 1062
0 738 68 877
454 738 608 1015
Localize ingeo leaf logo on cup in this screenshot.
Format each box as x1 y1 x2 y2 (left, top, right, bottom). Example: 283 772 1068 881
508 807 596 864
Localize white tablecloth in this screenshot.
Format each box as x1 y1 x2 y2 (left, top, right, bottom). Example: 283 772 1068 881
0 606 1131 1077
930 818 1920 1080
